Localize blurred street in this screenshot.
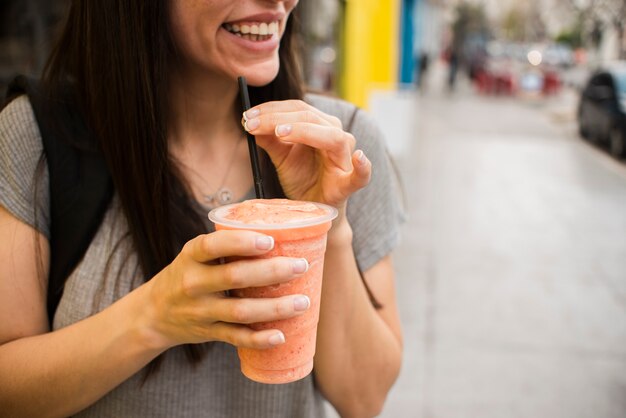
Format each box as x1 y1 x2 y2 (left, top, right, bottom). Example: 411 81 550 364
366 64 626 418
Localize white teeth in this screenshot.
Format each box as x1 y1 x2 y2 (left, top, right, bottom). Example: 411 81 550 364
224 21 279 39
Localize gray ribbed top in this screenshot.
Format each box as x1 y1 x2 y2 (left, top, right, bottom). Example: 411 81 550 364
0 93 404 417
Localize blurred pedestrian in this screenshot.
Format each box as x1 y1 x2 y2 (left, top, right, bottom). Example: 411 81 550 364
447 47 459 91
416 51 430 91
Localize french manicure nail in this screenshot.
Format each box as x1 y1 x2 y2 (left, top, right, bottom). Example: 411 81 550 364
244 109 259 120
268 332 285 346
275 124 292 137
292 258 309 274
356 150 367 166
255 236 274 250
293 295 310 312
244 118 260 131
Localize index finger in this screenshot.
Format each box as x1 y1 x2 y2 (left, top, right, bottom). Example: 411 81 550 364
182 230 275 263
246 100 342 129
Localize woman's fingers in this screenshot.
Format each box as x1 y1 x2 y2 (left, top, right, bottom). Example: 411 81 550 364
253 122 355 171
321 150 371 204
245 100 342 128
182 230 274 263
348 150 372 192
210 322 287 349
242 109 334 132
181 256 309 296
208 294 310 324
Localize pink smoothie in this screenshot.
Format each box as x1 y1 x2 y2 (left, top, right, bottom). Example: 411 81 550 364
209 199 337 384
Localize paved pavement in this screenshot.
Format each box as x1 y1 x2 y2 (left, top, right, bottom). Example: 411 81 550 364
331 67 626 417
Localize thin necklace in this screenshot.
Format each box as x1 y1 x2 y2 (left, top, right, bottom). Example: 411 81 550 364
179 137 243 209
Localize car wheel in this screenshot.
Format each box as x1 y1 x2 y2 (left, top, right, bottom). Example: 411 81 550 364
609 126 626 159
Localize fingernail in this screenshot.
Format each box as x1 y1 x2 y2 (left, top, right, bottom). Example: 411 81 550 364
244 109 259 120
275 124 292 137
244 118 260 131
255 236 274 250
356 150 367 166
268 332 285 346
292 258 309 274
293 295 310 312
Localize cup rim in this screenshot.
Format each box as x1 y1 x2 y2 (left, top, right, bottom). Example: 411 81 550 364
208 200 338 230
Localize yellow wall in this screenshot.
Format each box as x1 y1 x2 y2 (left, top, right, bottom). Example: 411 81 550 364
341 0 400 108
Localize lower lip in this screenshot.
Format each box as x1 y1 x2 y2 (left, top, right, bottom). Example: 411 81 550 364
221 26 280 53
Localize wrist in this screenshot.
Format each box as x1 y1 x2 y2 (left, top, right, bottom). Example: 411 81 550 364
327 216 353 249
127 281 172 354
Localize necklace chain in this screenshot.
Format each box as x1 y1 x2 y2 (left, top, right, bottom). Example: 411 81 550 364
177 137 244 209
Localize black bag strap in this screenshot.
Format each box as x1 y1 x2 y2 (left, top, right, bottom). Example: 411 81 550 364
5 76 114 325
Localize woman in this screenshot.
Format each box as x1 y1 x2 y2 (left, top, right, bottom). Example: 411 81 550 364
0 1 403 417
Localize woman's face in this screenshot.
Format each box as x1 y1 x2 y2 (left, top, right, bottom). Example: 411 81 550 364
169 0 299 86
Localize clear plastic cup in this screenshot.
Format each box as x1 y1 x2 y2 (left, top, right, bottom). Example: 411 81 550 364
209 199 337 384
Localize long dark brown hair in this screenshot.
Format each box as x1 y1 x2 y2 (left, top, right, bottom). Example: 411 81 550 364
43 1 303 371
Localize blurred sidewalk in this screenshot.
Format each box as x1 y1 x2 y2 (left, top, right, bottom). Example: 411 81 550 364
339 60 626 418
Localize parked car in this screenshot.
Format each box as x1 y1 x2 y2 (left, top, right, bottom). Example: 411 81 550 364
577 63 626 158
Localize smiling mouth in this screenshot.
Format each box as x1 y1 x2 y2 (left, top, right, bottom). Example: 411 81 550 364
222 21 280 42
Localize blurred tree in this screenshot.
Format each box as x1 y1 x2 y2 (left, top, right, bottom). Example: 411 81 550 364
558 0 626 56
501 7 525 41
500 0 546 42
554 15 584 48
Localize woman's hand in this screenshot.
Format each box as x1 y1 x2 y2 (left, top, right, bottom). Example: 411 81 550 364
143 230 310 350
242 100 371 209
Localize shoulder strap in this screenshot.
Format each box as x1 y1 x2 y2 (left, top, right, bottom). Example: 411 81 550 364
6 76 114 326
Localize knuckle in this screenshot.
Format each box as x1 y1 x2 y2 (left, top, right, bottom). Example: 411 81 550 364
299 123 311 138
330 115 342 128
290 99 306 109
230 301 250 323
212 323 232 344
267 113 280 127
273 299 290 317
304 110 317 124
235 327 256 348
230 230 250 247
345 132 356 149
222 262 244 289
330 128 345 148
200 234 216 258
271 258 291 279
250 332 269 348
180 270 197 296
181 240 194 258
221 328 239 346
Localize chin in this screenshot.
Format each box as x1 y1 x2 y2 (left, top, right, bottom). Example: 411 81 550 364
241 62 281 87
